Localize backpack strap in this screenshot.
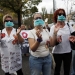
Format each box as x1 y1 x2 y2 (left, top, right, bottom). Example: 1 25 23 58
67 23 71 34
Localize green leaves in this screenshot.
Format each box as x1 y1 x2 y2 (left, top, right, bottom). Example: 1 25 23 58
0 0 42 27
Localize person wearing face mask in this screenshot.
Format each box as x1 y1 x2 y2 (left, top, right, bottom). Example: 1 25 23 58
49 8 75 75
0 14 24 75
27 12 59 75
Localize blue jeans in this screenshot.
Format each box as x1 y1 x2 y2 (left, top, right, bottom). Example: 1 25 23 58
71 50 75 75
29 54 52 75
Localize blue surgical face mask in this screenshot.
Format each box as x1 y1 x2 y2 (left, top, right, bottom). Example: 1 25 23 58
34 19 45 27
5 21 14 27
57 15 66 21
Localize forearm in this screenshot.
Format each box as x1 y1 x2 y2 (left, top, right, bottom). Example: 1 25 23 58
16 33 24 43
50 33 57 47
30 41 40 52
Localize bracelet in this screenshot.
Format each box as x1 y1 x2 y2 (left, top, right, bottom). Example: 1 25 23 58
37 38 42 43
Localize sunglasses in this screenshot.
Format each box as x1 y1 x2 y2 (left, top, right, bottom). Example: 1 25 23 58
58 13 65 16
4 20 13 22
34 17 42 20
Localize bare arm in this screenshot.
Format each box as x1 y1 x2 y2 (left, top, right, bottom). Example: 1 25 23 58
28 29 42 52
50 33 57 47
16 33 24 43
49 25 60 47
28 38 41 52
16 27 24 43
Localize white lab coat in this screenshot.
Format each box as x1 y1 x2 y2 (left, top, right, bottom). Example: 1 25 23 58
0 28 22 73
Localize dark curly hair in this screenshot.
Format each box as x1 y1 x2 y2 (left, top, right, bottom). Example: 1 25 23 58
53 8 66 23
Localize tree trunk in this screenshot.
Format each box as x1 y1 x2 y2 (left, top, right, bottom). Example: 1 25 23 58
17 11 21 27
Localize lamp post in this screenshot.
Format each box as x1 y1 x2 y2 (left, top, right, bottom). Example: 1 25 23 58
53 0 55 13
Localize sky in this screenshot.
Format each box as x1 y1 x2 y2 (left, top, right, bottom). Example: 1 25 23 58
37 0 75 14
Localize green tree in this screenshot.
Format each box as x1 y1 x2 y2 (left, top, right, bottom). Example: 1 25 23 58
0 7 19 29
0 0 42 27
48 10 53 24
0 13 4 29
22 1 40 27
42 7 47 20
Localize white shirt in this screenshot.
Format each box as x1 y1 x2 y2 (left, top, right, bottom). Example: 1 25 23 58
50 23 75 54
28 29 50 57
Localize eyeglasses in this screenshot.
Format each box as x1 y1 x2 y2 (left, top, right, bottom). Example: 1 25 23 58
4 20 13 22
34 17 42 20
58 13 65 16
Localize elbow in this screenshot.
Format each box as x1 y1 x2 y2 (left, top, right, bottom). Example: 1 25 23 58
31 49 36 52
50 43 55 47
30 47 36 52
32 50 36 52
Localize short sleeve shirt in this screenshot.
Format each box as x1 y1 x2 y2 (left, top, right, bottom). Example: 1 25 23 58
28 29 50 57
49 23 75 54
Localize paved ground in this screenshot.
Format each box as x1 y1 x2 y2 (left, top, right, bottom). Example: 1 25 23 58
0 55 65 75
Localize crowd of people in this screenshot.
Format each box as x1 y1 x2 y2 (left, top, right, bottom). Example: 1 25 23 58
0 8 75 75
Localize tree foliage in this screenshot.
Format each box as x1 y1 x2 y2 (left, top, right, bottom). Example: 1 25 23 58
42 7 47 20
0 13 4 29
41 7 53 24
0 0 42 27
